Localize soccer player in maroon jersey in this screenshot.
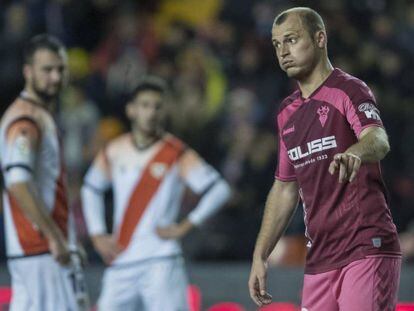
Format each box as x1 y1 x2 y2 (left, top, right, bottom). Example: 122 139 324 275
248 7 401 310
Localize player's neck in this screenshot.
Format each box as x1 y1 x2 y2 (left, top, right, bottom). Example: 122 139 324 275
131 128 162 150
21 88 55 112
297 60 334 99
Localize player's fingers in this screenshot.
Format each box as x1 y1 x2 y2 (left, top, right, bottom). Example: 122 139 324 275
57 252 71 266
110 240 122 254
251 294 263 307
329 154 342 174
99 249 111 263
346 155 355 181
105 247 119 264
102 254 111 265
349 157 361 182
248 277 263 307
258 274 267 296
100 245 119 263
338 160 347 183
110 249 120 259
258 292 273 305
105 256 114 265
156 226 171 238
328 160 338 174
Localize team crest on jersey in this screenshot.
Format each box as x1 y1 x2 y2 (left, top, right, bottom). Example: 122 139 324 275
317 106 329 127
150 162 167 179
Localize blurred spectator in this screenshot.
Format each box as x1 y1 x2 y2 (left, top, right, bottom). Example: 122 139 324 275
90 5 158 112
60 84 100 185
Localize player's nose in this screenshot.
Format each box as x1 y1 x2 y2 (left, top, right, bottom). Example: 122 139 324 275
280 44 290 57
50 69 63 83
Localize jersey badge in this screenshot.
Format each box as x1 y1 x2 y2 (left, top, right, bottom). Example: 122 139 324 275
150 162 167 179
317 105 330 127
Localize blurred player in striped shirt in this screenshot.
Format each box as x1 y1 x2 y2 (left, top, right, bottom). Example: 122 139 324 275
0 34 88 311
81 76 231 311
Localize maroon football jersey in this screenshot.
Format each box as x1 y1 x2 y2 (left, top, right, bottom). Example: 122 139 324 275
275 68 401 274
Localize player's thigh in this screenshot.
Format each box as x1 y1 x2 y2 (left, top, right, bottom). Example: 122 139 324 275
7 260 31 311
301 270 339 311
338 256 401 311
37 255 82 311
8 254 79 311
98 266 141 311
141 257 189 311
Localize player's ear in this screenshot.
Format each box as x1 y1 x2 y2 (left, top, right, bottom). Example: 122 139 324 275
125 102 134 118
23 64 31 81
315 30 327 48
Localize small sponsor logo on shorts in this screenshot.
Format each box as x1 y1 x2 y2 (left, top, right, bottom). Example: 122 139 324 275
372 237 382 248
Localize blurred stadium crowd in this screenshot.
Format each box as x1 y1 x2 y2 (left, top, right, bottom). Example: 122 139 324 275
0 0 413 263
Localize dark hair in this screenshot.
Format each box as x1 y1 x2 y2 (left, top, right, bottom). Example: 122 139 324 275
129 76 167 101
23 34 65 64
274 7 325 38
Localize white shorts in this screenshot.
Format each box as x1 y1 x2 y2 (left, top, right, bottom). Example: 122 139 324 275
98 256 189 311
7 253 89 311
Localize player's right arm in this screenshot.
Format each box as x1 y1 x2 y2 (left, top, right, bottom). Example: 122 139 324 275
4 119 70 265
81 149 121 264
248 179 299 307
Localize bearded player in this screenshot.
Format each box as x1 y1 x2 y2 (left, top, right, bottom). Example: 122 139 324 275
0 34 88 311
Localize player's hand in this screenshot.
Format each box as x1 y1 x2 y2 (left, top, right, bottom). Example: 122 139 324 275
328 153 361 183
400 232 414 259
91 234 121 265
248 258 272 307
76 242 88 266
156 219 194 240
48 234 70 266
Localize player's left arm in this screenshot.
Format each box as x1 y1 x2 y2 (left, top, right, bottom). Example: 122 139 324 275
329 126 390 183
156 149 231 239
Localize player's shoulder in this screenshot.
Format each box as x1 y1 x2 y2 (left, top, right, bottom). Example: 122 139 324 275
1 98 44 133
327 68 374 99
163 133 187 153
105 132 131 152
278 89 301 114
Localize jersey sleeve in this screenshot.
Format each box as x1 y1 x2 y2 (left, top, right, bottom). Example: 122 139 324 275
345 81 383 138
274 117 296 181
179 149 220 194
2 118 41 186
83 148 112 192
179 149 231 225
81 148 112 236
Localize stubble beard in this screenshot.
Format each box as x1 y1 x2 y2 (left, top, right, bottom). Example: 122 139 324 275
135 121 160 138
32 79 61 103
